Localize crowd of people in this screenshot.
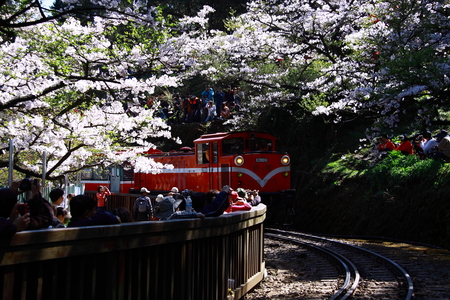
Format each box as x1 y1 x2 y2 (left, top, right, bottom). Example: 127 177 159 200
375 129 450 161
130 85 244 124
0 178 261 237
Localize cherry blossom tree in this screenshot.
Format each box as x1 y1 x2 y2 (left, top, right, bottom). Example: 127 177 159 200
174 0 450 138
0 1 187 182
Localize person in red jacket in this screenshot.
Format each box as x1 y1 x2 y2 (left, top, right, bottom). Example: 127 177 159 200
377 135 396 151
396 134 414 155
225 191 252 213
95 185 111 211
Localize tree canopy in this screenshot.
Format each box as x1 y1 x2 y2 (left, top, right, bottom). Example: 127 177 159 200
1 0 450 183
175 0 450 138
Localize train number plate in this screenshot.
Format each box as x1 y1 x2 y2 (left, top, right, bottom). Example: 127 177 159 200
256 158 268 163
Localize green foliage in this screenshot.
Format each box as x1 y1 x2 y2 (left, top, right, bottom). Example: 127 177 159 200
365 151 443 190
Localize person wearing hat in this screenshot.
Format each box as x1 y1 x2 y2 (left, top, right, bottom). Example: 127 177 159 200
154 196 175 220
154 196 204 220
169 187 186 211
152 194 164 217
133 187 153 221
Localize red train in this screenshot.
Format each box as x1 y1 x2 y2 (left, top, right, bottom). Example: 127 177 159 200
81 131 293 198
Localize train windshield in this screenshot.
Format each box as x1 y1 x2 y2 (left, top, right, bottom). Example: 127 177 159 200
222 138 244 155
197 143 210 164
81 168 109 180
249 137 272 151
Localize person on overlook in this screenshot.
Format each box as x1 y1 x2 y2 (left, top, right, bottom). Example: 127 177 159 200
395 134 414 155
214 88 225 117
224 85 235 109
433 130 450 161
220 103 231 119
205 100 216 122
421 131 439 157
201 85 214 100
377 135 396 152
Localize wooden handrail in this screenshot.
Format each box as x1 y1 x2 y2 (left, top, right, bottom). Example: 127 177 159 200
0 205 266 300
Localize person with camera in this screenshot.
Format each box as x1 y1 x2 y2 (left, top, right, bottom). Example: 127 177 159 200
95 185 111 212
0 188 30 236
11 178 55 230
236 188 261 206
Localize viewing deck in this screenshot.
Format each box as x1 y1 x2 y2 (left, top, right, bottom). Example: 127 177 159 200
0 204 266 300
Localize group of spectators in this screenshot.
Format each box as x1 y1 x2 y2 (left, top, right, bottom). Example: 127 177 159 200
130 185 261 221
0 179 74 237
0 179 261 237
376 129 450 161
132 85 244 124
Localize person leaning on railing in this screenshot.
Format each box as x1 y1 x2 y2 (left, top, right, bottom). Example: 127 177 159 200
199 185 232 217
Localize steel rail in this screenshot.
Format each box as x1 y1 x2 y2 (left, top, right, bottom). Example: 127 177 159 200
265 232 359 300
267 228 414 300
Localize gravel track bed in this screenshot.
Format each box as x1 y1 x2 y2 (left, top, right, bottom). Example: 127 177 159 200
244 236 450 300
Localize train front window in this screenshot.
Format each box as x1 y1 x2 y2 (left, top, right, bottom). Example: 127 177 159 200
222 138 244 155
93 168 108 180
250 137 272 151
197 143 210 164
81 168 92 179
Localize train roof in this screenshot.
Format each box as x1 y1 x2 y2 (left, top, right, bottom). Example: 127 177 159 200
193 131 275 144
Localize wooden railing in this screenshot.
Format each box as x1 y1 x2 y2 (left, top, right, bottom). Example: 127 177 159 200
85 192 138 213
0 205 266 300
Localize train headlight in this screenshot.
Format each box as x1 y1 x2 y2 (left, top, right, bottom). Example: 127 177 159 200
281 155 290 165
235 156 244 166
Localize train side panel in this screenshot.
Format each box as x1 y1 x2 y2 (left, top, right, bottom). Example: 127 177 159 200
133 153 212 192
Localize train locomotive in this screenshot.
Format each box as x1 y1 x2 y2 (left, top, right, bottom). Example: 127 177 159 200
81 131 294 201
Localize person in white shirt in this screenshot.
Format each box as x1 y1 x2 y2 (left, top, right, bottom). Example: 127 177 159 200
421 131 439 156
205 101 216 122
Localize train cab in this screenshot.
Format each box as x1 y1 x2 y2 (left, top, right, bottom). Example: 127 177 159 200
193 132 291 194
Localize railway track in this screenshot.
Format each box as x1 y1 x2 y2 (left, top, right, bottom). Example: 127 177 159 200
265 229 414 300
